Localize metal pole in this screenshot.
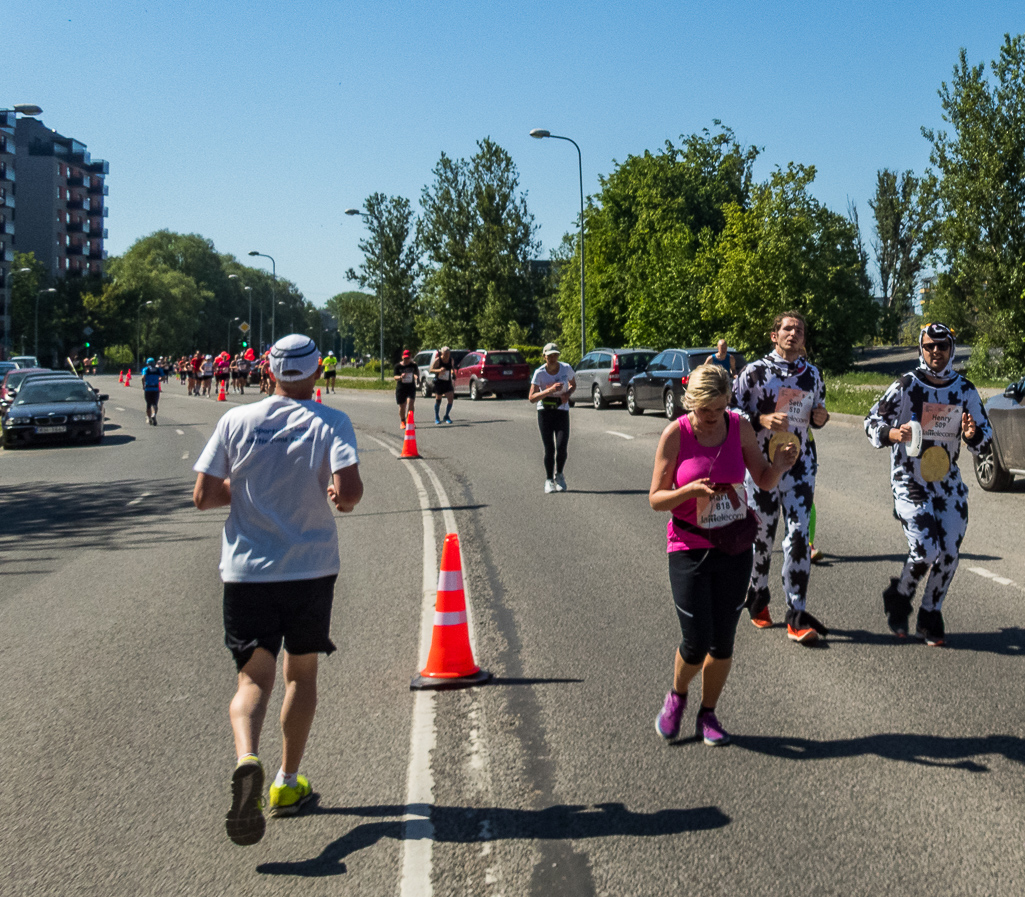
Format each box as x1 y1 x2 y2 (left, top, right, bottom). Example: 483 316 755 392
249 252 276 345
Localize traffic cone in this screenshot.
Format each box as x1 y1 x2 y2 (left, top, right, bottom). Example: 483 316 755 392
217 379 227 401
125 370 131 387
118 370 124 384
411 533 490 690
399 408 420 460
315 388 322 403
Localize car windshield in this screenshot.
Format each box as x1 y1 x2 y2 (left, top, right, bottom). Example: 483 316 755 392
14 381 96 405
617 352 653 370
484 352 523 365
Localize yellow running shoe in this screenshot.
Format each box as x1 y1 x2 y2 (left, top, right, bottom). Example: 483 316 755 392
268 774 314 818
226 755 265 846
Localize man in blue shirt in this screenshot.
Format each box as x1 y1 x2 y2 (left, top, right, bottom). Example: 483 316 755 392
141 357 162 425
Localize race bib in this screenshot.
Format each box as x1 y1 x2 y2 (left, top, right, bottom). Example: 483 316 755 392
402 373 413 383
775 388 814 428
696 484 747 528
438 370 450 381
921 403 960 440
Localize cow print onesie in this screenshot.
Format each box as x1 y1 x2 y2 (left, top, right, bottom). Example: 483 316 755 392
864 332 991 638
733 350 827 632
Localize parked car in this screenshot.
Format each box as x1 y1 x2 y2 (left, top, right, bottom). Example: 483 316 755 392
573 348 657 409
0 361 18 379
414 349 470 397
626 347 746 418
2 377 108 447
10 355 40 369
973 376 1025 491
453 350 530 399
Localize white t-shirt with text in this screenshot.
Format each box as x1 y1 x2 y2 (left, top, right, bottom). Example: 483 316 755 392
194 395 359 583
531 362 575 411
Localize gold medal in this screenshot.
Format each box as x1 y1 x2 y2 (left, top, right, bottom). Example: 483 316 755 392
768 431 799 463
919 446 950 482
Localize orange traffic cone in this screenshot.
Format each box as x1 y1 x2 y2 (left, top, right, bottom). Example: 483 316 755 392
118 370 124 384
217 379 227 401
399 408 420 460
411 533 490 690
125 370 131 387
315 387 322 403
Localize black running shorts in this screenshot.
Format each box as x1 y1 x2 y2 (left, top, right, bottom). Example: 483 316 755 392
223 574 338 670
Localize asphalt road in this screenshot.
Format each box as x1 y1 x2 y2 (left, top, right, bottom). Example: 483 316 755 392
2 376 1023 896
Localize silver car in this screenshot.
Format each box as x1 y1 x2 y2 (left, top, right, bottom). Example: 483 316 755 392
573 348 657 409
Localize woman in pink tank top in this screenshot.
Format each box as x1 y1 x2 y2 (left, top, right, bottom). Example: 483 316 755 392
648 364 798 745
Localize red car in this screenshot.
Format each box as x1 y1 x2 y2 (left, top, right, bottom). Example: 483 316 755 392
453 350 530 400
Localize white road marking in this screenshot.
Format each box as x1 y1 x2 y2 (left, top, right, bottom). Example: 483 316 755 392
606 430 634 440
181 452 189 460
126 492 152 507
115 407 125 412
176 429 185 436
968 566 1019 588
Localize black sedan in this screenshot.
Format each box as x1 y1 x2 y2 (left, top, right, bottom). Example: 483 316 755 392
973 376 1025 490
2 378 108 448
626 347 745 418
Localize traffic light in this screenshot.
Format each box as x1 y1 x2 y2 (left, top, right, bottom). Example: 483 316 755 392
85 342 90 348
242 340 248 348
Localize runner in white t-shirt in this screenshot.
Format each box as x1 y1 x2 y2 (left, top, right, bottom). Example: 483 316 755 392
193 334 363 846
528 343 576 493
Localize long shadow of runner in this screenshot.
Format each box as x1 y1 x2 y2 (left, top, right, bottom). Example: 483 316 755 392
828 626 1025 655
733 732 1025 771
256 802 729 877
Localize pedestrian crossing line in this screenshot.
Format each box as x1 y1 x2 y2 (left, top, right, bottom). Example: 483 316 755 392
606 430 634 440
967 566 1020 589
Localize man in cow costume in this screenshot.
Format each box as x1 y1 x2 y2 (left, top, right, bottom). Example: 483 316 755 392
734 311 831 644
864 323 992 645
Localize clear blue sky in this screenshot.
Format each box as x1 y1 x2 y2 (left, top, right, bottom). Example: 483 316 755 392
4 1 1022 308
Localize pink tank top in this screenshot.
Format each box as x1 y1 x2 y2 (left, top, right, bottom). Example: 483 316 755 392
666 411 748 552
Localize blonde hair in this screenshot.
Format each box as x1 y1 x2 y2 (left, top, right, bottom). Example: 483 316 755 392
683 363 732 411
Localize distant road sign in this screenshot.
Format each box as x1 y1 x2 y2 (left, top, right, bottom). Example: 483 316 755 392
239 322 250 334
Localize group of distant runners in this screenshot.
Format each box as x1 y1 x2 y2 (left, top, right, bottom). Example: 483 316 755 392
181 311 992 847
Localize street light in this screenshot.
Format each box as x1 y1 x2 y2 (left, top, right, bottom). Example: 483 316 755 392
245 286 253 348
248 251 277 344
530 128 587 359
137 300 154 369
227 317 239 353
344 207 385 381
228 274 253 349
35 288 56 359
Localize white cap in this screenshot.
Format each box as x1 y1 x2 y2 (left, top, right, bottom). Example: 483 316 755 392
270 334 320 381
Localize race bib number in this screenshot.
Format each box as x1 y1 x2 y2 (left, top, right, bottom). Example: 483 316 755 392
402 373 413 383
438 370 450 381
921 403 960 440
696 484 747 528
775 388 814 428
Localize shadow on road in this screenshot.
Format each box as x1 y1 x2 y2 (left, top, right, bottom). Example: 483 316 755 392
832 551 1003 564
829 626 1025 654
569 488 649 496
0 477 198 555
733 732 1025 772
256 801 729 877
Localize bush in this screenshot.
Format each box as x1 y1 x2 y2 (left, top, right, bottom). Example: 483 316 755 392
513 344 543 368
105 345 133 366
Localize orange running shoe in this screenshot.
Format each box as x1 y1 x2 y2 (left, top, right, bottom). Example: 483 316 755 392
787 623 819 644
750 607 773 629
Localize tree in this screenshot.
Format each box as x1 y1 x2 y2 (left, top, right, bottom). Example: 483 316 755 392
923 33 1025 373
326 291 378 359
417 138 541 350
700 164 877 372
869 169 933 340
556 124 759 361
346 193 418 362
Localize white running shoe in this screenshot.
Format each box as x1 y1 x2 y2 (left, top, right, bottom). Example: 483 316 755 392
544 478 557 493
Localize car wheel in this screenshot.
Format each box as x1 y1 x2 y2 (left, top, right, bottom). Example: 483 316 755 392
974 446 1012 491
469 380 481 401
664 389 678 420
592 384 606 410
420 379 431 398
627 386 643 415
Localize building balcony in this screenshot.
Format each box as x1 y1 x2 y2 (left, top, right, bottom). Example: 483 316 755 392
1 191 13 209
67 175 91 188
88 205 108 218
88 182 108 196
87 159 109 175
67 197 91 211
67 244 86 256
88 249 108 261
0 163 12 184
66 221 88 234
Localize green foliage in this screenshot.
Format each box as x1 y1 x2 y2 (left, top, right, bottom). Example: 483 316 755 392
326 291 379 360
512 344 543 367
344 193 418 363
823 376 887 417
923 33 1025 375
417 138 543 350
104 344 134 366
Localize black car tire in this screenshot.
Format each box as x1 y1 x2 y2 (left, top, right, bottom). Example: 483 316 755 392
627 386 643 415
974 447 1013 491
664 389 678 420
469 379 482 401
592 384 607 410
420 378 432 398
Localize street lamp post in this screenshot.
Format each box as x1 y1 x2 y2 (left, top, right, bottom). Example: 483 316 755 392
530 128 587 359
228 275 254 349
247 251 276 345
35 287 56 360
136 300 153 369
227 317 239 353
344 207 385 382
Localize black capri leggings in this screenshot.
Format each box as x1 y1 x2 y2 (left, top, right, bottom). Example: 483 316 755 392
537 408 570 479
669 546 752 665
